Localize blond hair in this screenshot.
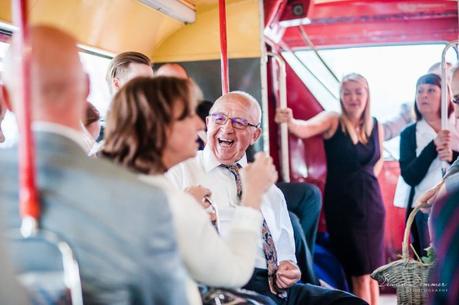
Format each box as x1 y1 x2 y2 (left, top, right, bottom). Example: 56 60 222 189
339 73 373 145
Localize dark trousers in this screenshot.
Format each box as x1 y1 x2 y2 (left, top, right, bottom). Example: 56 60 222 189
243 268 367 305
277 183 322 254
290 212 318 285
406 207 430 257
277 182 322 285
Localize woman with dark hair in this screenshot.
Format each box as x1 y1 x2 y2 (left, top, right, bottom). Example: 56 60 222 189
84 101 101 141
101 76 278 305
275 73 385 305
398 73 459 258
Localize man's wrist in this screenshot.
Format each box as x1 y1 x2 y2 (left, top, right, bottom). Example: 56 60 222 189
241 194 262 209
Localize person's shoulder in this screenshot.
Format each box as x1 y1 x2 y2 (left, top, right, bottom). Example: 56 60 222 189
321 111 340 122
327 111 340 118
68 156 169 214
400 122 416 137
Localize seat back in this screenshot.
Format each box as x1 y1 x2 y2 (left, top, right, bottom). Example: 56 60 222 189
7 229 83 305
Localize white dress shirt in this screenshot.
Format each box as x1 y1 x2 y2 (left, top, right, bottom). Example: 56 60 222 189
166 146 296 270
139 174 263 304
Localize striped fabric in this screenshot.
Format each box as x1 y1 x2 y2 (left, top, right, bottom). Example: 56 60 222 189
430 189 459 305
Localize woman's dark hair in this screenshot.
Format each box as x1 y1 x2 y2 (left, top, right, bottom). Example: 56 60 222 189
84 102 100 126
414 73 453 121
196 100 213 123
101 76 198 174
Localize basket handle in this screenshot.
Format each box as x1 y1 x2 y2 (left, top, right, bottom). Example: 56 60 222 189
401 182 443 259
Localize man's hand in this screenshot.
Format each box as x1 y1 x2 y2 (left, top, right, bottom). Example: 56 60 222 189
240 152 278 209
275 260 301 289
184 185 212 203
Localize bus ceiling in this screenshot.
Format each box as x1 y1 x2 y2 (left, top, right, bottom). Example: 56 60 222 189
265 0 458 49
0 1 456 61
0 0 262 63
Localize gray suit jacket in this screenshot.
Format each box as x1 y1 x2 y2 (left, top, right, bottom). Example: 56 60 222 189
0 131 189 305
0 211 30 305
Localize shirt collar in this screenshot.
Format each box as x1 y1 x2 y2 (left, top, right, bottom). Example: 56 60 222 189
32 121 88 152
202 145 248 173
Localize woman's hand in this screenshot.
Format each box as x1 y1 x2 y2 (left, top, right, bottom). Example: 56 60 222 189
240 152 278 209
184 185 217 221
184 185 212 203
438 147 453 162
275 107 294 125
434 130 452 162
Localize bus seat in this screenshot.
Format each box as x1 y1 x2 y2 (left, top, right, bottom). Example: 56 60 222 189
314 232 350 292
7 229 83 305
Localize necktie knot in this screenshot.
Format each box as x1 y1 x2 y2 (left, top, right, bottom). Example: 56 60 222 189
220 164 242 200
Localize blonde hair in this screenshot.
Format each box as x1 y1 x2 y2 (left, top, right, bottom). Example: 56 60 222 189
339 73 373 145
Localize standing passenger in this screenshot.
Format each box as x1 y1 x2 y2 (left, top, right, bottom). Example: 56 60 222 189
398 73 458 257
275 73 385 305
106 51 153 94
0 25 189 305
156 63 189 79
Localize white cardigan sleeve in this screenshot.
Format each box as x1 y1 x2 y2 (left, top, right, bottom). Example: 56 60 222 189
168 190 262 287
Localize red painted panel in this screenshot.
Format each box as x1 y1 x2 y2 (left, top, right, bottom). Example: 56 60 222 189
267 53 328 229
266 0 458 48
307 0 457 20
378 161 406 261
283 15 458 48
267 55 327 186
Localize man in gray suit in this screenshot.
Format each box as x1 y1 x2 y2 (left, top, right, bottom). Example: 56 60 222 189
0 25 189 305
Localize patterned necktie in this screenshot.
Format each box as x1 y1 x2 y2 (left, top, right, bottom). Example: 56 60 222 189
220 164 287 298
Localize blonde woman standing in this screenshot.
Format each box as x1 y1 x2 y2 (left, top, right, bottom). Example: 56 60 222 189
275 73 385 305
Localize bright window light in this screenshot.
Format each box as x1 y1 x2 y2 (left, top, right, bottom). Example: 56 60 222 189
283 43 458 159
0 41 112 148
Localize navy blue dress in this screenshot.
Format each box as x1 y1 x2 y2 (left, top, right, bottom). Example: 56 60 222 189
323 118 386 276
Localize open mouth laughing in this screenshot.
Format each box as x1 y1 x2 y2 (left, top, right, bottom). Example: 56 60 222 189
218 137 235 148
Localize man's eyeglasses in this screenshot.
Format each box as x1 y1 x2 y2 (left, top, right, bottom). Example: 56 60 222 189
209 112 260 130
452 94 459 105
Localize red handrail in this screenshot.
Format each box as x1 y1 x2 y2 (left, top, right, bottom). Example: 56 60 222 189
219 0 229 95
12 0 40 232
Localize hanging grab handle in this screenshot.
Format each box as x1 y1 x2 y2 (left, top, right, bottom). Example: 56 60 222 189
267 52 290 183
440 41 459 174
13 0 40 237
219 0 229 95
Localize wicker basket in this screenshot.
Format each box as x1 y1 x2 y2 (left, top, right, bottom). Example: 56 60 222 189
371 202 433 305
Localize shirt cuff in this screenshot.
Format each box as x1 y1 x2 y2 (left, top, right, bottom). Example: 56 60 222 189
230 206 263 235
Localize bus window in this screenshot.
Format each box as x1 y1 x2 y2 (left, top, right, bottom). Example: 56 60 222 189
284 43 458 160
0 41 112 148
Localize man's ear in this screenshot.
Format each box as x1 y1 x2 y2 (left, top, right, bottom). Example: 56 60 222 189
112 77 121 91
1 85 13 111
251 127 262 144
